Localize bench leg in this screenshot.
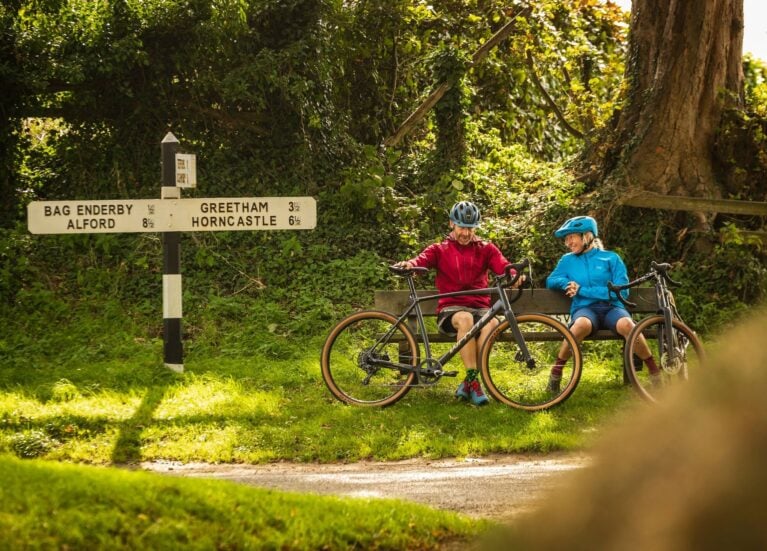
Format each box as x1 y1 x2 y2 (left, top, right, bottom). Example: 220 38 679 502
621 342 630 386
399 341 414 368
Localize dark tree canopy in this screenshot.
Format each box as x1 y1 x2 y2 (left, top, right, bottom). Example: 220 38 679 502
0 0 763 234
0 0 765 329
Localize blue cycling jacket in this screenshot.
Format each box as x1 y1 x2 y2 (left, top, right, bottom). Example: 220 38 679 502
546 248 630 316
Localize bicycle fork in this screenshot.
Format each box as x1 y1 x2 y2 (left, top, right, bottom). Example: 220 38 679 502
659 305 689 376
499 295 537 370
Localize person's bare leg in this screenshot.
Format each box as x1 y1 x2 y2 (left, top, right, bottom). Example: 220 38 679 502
452 311 477 369
452 311 491 405
615 317 659 375
557 317 591 359
548 317 592 391
477 317 500 367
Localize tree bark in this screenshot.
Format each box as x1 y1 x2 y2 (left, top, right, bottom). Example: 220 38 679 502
602 0 744 205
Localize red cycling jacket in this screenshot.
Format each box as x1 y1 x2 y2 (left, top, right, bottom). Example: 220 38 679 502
408 235 511 312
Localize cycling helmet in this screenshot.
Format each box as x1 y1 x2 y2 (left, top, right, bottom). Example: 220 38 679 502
449 201 481 228
554 216 598 238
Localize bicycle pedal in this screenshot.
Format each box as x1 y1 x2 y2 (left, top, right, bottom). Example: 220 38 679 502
443 370 459 377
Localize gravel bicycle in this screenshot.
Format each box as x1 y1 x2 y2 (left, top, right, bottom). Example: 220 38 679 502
608 261 705 402
320 259 583 411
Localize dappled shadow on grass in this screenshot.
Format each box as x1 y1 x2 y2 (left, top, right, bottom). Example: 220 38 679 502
0 348 638 464
110 385 170 464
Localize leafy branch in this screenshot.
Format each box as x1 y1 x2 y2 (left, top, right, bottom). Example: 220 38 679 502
525 51 584 139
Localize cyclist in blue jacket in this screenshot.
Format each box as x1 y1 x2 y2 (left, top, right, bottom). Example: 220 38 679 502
545 216 659 392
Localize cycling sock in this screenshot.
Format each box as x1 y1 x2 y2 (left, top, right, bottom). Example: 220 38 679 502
550 357 566 380
643 355 660 375
465 369 479 382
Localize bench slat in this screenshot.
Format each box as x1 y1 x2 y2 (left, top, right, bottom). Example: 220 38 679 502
388 329 658 344
374 288 658 317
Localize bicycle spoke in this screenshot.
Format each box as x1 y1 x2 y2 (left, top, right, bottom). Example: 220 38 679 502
481 314 582 410
625 316 705 403
321 311 418 406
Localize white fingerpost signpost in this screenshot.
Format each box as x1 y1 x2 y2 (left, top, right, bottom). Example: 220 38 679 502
27 132 317 372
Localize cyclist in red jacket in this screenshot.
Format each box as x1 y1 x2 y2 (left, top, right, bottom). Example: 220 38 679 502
395 201 517 406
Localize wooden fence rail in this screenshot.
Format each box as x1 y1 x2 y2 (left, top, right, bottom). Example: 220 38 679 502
620 193 767 244
619 193 767 216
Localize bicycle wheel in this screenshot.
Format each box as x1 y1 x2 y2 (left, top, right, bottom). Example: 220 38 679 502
624 315 705 403
480 313 583 411
321 310 419 407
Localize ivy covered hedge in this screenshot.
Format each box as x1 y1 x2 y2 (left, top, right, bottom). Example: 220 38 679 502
1 0 765 337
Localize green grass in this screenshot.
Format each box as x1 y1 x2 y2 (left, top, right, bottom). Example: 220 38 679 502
0 453 486 549
0 303 638 464
0 296 691 548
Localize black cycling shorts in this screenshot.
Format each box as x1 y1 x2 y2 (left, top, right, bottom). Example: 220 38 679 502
437 306 491 337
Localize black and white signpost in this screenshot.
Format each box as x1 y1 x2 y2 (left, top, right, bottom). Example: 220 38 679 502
161 133 183 372
27 132 317 372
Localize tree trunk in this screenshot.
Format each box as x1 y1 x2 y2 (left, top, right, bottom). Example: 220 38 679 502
601 0 744 208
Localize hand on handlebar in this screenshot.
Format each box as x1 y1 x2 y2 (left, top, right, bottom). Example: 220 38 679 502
510 274 527 289
503 258 531 288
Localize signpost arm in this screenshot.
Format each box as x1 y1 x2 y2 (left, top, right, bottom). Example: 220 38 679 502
161 132 183 372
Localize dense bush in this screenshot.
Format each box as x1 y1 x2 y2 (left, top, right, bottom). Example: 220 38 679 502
1 0 764 344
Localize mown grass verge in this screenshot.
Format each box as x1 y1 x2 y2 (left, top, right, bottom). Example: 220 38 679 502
0 454 486 549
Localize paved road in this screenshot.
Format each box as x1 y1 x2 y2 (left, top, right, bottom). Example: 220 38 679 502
142 452 590 520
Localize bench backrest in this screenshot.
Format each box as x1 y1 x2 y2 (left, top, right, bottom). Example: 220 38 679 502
373 288 659 317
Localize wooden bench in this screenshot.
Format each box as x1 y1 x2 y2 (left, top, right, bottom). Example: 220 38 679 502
373 287 659 382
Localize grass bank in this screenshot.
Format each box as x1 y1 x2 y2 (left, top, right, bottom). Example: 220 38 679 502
0 454 485 549
0 294 695 548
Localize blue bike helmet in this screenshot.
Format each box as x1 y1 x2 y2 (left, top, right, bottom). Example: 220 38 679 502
554 216 598 238
449 201 481 228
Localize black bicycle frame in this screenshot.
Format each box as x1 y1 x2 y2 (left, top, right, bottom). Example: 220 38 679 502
653 275 678 359
610 266 678 361
375 274 535 379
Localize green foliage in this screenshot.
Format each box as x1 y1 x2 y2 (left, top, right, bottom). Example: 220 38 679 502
601 208 766 334
337 145 399 214
675 238 767 333
431 45 471 169
2 0 629 222
9 431 58 459
714 105 767 200
744 54 767 117
1 0 642 327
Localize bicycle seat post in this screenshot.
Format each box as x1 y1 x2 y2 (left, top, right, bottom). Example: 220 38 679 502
406 272 419 302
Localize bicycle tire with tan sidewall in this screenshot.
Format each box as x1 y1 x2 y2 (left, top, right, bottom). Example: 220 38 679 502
321 310 419 407
624 315 705 403
480 313 583 411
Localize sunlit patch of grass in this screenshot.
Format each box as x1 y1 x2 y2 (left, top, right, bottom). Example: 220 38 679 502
395 427 429 456
1 391 144 421
155 376 284 420
141 424 242 463
0 301 643 465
